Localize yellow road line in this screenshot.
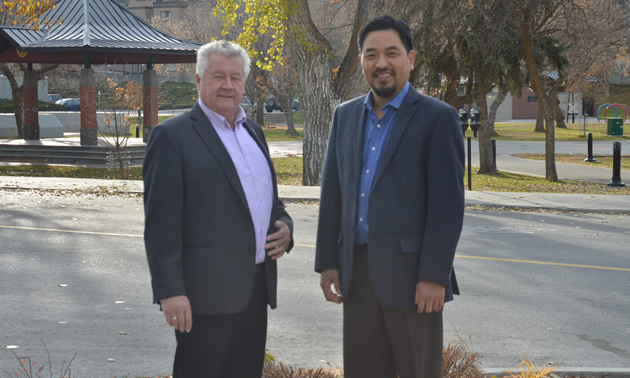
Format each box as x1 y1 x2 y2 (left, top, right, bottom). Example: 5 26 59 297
0 225 142 238
457 255 630 272
3 233 628 272
293 243 630 272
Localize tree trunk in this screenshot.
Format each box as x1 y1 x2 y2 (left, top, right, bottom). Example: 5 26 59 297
543 95 557 181
487 89 505 137
535 102 545 132
281 96 297 136
1 63 59 139
550 85 567 128
475 90 496 174
0 65 24 138
516 3 557 181
285 0 335 186
256 93 265 126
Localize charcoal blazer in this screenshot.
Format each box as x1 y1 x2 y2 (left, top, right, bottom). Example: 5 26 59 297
315 88 464 309
144 104 293 315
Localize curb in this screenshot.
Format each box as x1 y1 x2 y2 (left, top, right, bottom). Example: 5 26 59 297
484 367 630 377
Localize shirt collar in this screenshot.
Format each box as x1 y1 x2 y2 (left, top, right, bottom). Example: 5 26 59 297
197 99 247 130
364 82 411 112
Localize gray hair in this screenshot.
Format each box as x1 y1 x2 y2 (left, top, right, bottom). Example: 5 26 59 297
196 40 251 78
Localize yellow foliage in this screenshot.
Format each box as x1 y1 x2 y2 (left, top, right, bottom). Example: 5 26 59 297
504 357 557 378
0 0 57 30
214 0 288 71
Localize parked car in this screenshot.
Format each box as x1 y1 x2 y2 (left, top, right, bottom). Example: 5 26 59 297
56 98 80 111
240 96 256 112
47 94 62 103
265 96 300 112
265 96 282 112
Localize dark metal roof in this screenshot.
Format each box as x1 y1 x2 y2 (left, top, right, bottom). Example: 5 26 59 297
0 0 201 55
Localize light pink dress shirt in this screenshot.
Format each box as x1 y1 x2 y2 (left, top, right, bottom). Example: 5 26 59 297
198 100 274 264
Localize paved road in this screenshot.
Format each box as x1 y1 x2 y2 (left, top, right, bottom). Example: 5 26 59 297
1 193 629 376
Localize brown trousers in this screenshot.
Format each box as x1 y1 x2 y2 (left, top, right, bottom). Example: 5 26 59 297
343 244 443 378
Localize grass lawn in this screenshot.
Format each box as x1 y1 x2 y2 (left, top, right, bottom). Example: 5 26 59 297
2 157 629 195
515 153 630 170
471 120 629 141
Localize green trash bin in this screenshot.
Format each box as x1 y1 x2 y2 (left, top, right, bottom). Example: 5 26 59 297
607 118 624 136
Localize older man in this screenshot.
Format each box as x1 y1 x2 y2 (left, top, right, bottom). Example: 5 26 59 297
143 40 294 378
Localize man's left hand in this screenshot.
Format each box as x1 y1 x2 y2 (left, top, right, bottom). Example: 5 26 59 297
266 220 290 260
414 280 445 314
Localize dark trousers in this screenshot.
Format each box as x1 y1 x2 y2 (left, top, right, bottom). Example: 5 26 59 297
173 268 268 378
343 244 443 378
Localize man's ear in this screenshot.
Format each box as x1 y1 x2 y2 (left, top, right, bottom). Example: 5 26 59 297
408 50 416 71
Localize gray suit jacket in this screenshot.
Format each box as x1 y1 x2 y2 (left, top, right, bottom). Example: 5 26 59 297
315 88 464 309
144 104 293 315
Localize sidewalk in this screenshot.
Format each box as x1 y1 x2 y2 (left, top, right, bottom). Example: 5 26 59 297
2 176 629 213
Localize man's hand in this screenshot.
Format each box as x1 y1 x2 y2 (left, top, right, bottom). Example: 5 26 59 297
414 281 445 314
320 269 343 304
161 295 193 333
266 220 291 260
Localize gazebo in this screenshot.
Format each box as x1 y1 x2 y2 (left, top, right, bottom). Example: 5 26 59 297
0 0 201 145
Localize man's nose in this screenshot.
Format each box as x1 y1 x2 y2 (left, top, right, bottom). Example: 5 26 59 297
375 55 388 68
221 78 234 89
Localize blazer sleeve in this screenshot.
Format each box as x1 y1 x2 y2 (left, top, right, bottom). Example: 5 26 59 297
143 124 187 304
418 105 465 287
314 107 343 272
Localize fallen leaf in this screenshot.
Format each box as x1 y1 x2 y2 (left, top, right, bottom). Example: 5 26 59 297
4 345 19 349
58 284 68 288
114 301 126 304
107 358 116 362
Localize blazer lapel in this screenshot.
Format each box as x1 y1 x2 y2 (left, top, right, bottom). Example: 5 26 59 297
189 105 249 210
353 99 368 194
373 89 420 186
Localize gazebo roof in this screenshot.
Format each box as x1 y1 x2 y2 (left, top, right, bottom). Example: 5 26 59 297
0 0 201 65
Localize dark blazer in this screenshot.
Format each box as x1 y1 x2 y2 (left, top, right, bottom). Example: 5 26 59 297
315 88 464 309
144 104 293 315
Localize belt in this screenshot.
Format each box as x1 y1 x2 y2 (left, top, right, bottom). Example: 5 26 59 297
355 243 368 252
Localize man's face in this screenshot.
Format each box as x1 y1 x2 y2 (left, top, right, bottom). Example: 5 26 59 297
360 29 415 102
195 53 245 121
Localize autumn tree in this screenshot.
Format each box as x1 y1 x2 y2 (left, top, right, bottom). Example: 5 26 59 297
99 79 143 179
557 1 630 113
512 0 570 181
0 0 59 139
418 0 525 174
216 0 407 185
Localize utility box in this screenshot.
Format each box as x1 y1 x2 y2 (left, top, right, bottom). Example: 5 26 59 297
607 118 624 136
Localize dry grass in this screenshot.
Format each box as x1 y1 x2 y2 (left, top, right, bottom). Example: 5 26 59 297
515 153 630 171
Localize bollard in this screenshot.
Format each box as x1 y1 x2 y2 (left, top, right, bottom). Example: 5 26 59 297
467 137 472 191
135 125 140 138
491 138 496 169
584 132 596 162
607 141 625 187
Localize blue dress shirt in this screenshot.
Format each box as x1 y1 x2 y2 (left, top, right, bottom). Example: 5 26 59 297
355 83 411 245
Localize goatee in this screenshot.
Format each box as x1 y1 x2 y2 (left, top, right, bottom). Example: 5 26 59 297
371 85 397 99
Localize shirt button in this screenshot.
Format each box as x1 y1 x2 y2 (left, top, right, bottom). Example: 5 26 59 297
359 217 363 222
372 147 376 151
376 124 381 128
361 193 365 197
366 169 370 174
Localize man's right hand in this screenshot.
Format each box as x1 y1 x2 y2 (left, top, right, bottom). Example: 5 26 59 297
320 269 343 304
161 295 193 333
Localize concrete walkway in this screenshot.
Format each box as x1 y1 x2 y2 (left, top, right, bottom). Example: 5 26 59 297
1 138 630 212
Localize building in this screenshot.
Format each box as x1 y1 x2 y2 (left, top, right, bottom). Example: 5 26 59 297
128 0 182 22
